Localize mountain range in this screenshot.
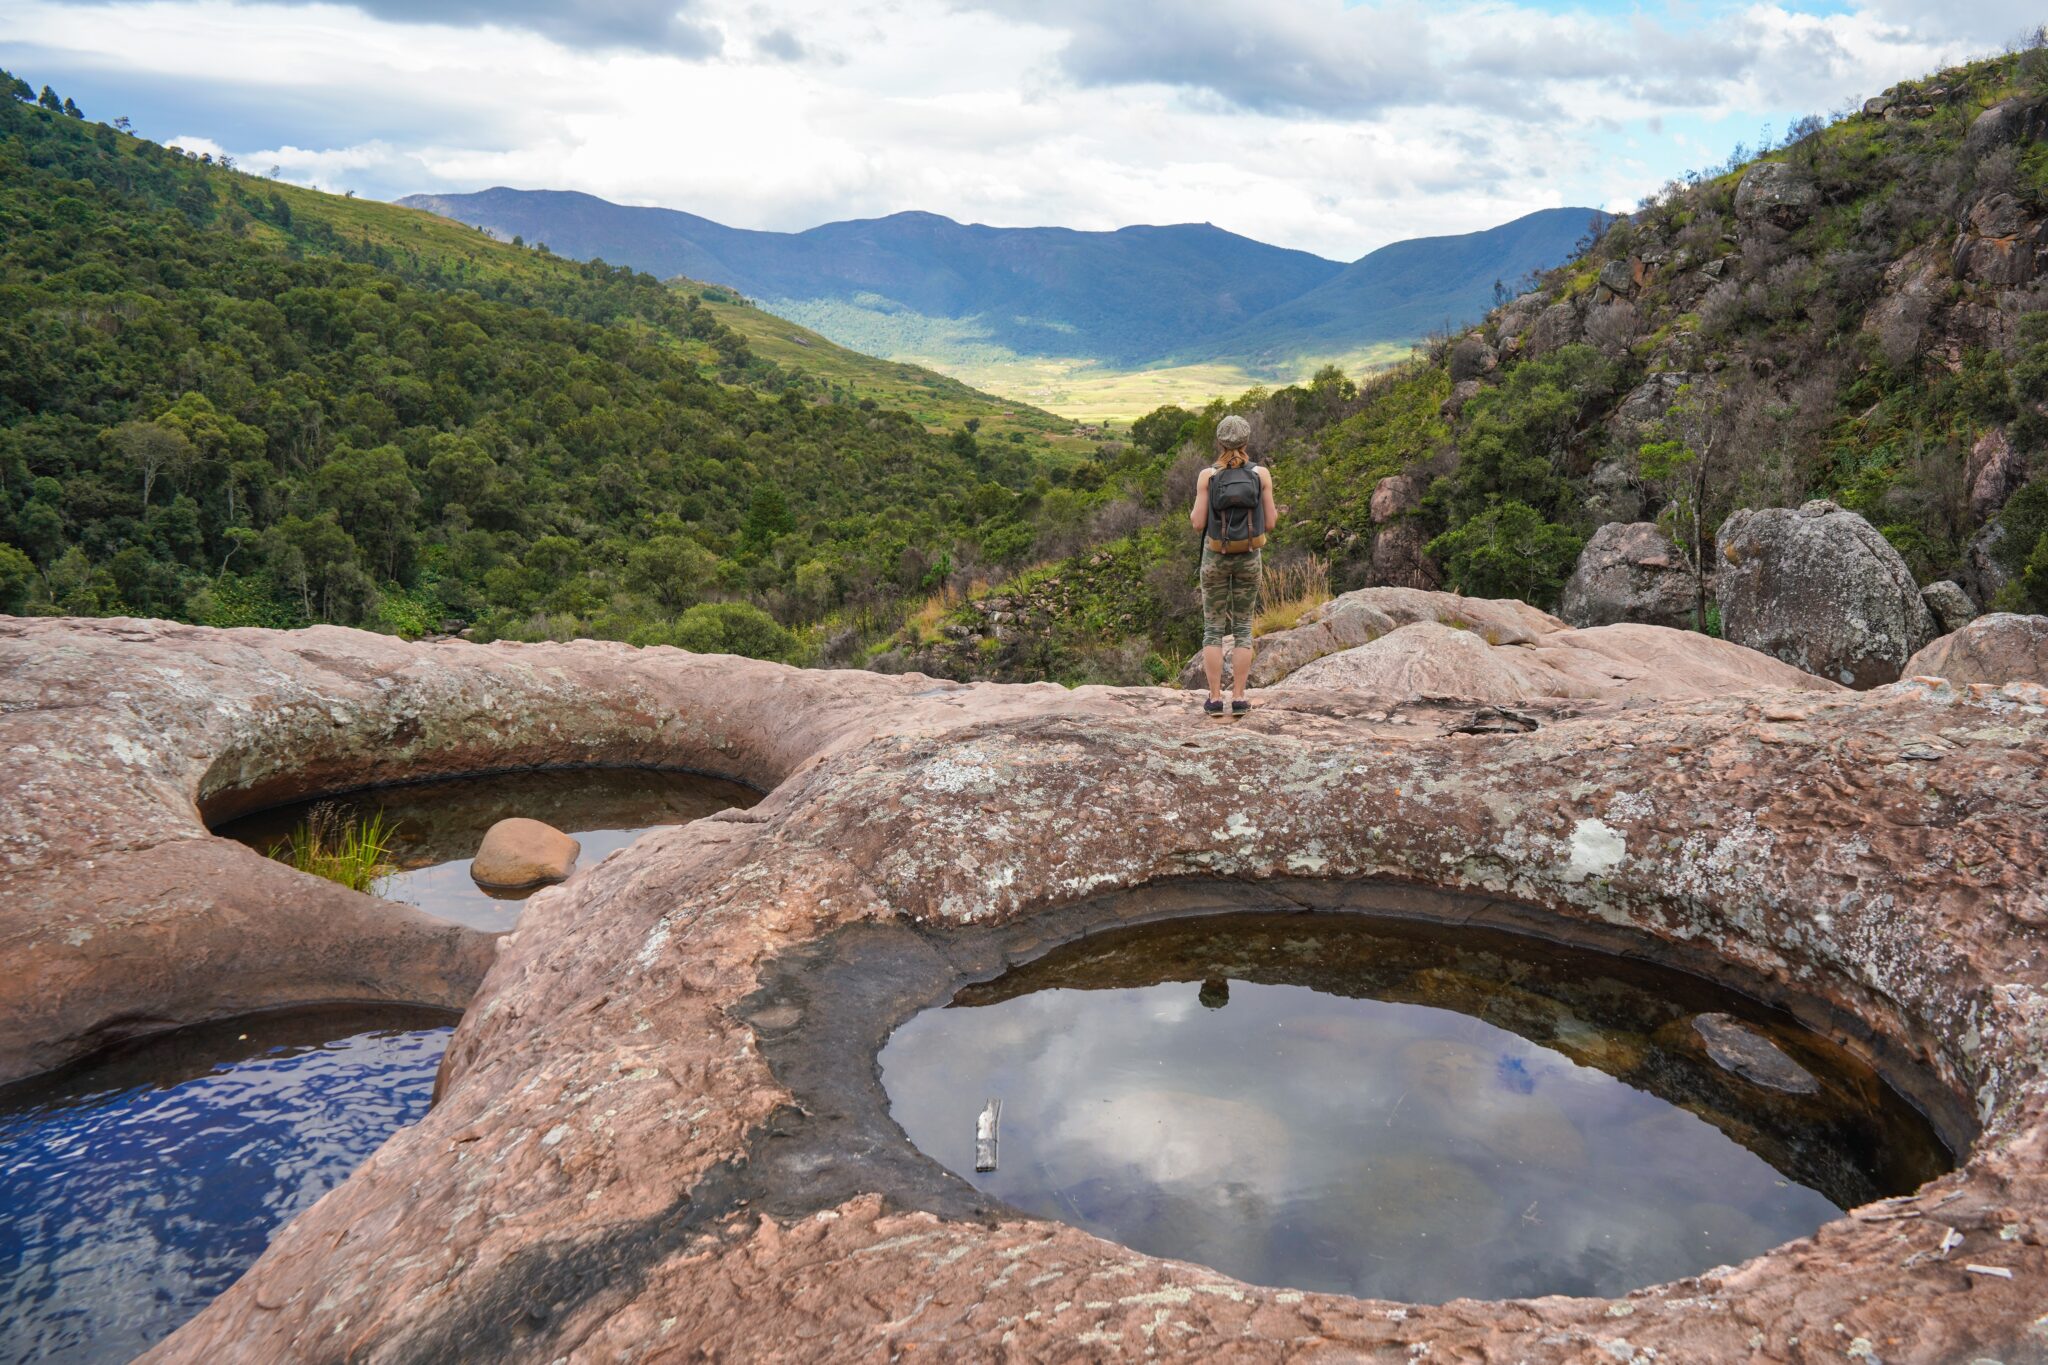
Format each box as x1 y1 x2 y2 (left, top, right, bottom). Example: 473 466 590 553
396 188 1602 377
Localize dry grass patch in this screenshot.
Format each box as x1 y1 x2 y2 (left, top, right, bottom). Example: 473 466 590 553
1255 554 1332 636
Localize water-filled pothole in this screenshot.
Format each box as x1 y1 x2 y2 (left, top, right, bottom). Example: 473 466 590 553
216 767 757 930
0 1005 457 1364
879 912 1951 1303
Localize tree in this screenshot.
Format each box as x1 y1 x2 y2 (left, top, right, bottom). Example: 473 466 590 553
313 445 420 581
741 486 795 550
5 75 32 103
114 116 131 131
0 544 34 612
61 97 81 119
626 534 718 612
36 85 60 113
1635 381 1767 633
109 420 193 509
1426 499 1583 605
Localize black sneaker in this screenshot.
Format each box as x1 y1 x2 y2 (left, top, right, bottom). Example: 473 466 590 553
1203 698 1225 716
1231 698 1251 715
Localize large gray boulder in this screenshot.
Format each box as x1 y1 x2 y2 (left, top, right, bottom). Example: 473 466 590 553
1920 581 1977 635
1902 613 2048 686
1965 97 2048 158
1715 500 1938 688
1558 522 1697 630
1734 161 1819 230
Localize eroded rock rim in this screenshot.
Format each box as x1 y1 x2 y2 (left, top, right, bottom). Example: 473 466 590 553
3 614 2045 1363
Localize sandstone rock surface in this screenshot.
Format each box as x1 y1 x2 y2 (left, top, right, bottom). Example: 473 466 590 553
469 817 579 889
1903 612 2048 686
1716 499 1938 688
5 615 2047 1365
1184 586 1831 702
1558 521 1696 630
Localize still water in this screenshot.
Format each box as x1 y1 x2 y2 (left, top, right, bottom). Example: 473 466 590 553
881 913 1950 1303
0 1007 457 1364
218 767 757 930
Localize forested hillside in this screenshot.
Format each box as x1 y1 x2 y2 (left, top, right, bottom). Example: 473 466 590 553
882 44 2048 684
0 72 1147 658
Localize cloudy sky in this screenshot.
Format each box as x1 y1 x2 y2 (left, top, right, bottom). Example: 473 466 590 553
4 0 2039 260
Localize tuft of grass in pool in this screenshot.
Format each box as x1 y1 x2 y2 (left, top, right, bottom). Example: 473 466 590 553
268 802 397 893
880 913 1952 1304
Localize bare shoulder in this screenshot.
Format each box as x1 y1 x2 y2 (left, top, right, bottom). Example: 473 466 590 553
1195 466 1215 485
1256 466 1273 486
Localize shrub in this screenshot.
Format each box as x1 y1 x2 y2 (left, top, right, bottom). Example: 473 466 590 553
1427 500 1584 606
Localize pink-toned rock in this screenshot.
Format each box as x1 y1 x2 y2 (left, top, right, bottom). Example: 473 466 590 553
469 817 579 889
1903 612 2048 686
1178 588 1563 690
1370 472 1426 524
1965 426 2028 520
1274 617 1836 703
4 616 2047 1364
1370 521 1442 589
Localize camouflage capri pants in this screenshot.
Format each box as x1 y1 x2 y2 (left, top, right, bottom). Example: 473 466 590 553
1200 547 1262 649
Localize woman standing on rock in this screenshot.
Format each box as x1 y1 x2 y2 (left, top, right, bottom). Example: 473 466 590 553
1189 414 1277 718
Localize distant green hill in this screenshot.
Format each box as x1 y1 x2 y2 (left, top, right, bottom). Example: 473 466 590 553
396 189 1602 384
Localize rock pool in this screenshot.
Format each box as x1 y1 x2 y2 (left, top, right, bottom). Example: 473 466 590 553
880 913 1951 1303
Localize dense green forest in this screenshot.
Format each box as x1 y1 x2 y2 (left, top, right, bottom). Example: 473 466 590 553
0 71 1138 660
878 43 2048 682
7 45 2046 687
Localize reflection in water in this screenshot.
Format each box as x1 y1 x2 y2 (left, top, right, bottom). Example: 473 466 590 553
217 767 757 931
880 913 1951 1303
0 1007 456 1365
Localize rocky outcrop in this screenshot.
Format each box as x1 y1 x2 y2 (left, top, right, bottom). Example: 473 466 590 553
1177 587 1552 691
1371 473 1427 524
1920 580 1978 635
1183 585 1828 701
1952 192 2048 287
1903 612 2048 685
1447 336 1497 383
1370 521 1441 589
1273 617 1833 702
1605 371 1692 448
470 817 580 889
8 618 2048 1364
1964 97 2048 159
1965 522 2013 606
1716 500 1938 687
1526 299 1581 353
1734 161 1819 230
1558 522 1697 630
1966 426 2028 520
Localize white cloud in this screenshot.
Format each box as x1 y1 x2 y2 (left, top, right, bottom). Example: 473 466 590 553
4 0 2016 260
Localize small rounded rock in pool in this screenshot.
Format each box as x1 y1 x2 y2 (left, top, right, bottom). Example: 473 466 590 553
879 914 1951 1304
216 767 757 931
0 1007 456 1364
